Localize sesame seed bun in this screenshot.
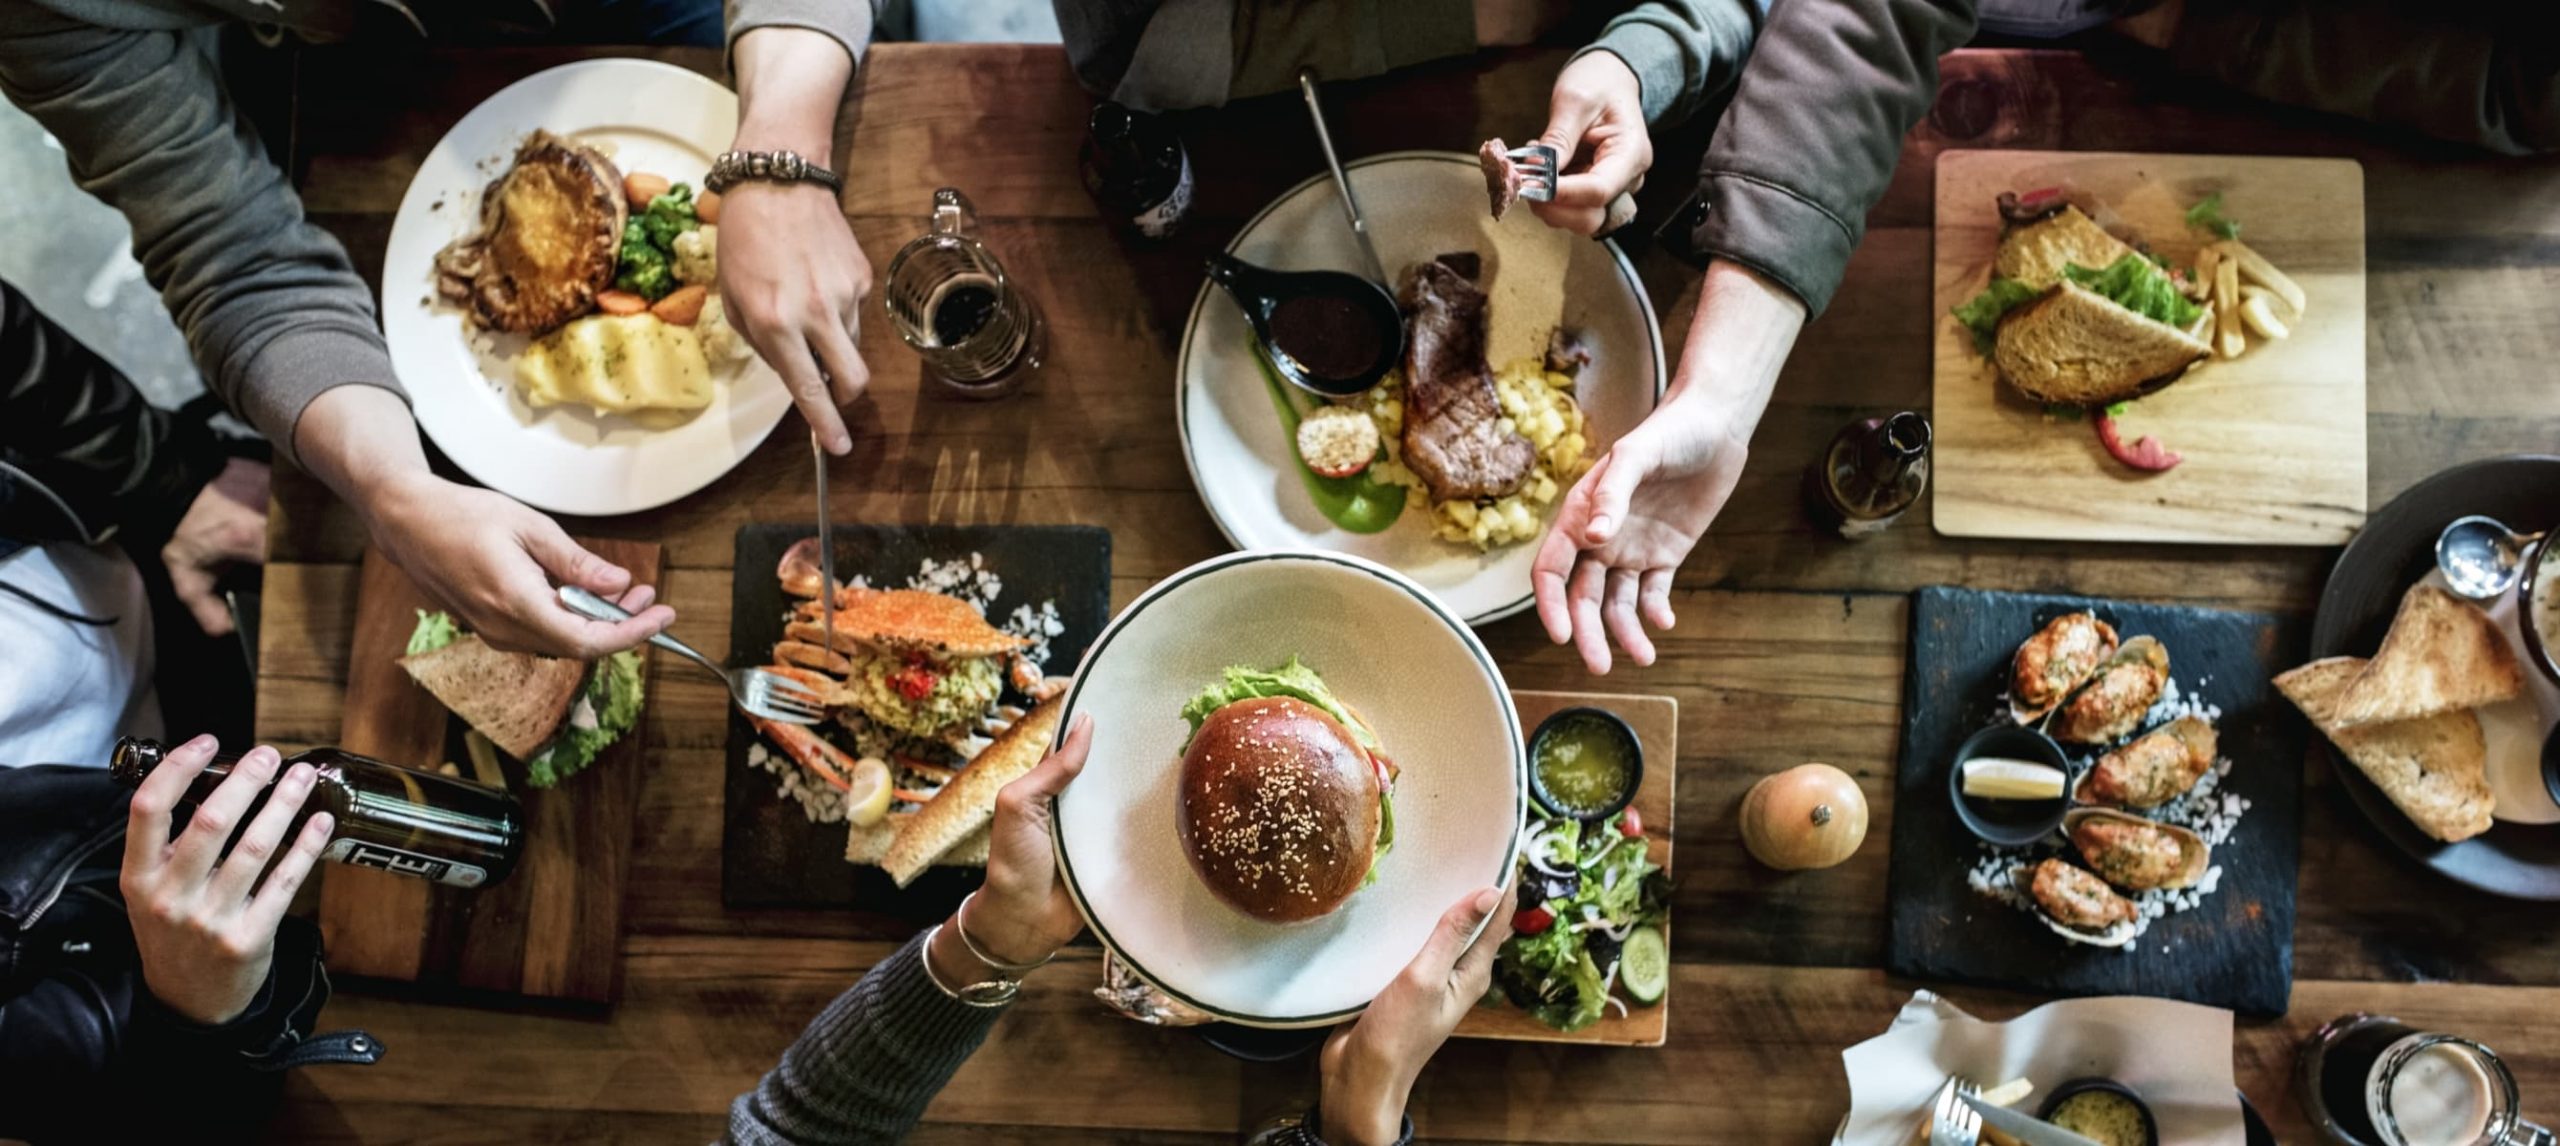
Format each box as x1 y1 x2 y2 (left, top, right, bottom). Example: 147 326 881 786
1177 697 1382 922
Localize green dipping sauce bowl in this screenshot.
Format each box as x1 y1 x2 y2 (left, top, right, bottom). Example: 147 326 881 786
1527 706 1644 822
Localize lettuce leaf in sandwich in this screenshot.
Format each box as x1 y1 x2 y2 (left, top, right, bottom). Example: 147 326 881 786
402 611 644 789
1179 655 1394 882
2061 254 2205 330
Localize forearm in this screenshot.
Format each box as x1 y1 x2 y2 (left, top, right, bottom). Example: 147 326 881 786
1688 0 1976 315
287 385 434 519
724 930 1005 1146
2167 0 2560 155
1579 0 1762 127
731 25 855 164
1667 261 1802 437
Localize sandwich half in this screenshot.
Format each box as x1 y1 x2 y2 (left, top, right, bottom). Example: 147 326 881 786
1956 199 2213 407
398 610 644 788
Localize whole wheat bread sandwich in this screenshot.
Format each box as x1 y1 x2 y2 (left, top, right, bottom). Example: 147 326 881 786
2274 655 2495 843
1994 281 2212 405
397 610 647 788
2326 583 2524 728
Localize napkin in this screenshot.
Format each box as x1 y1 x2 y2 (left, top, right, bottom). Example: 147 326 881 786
1837 991 2243 1146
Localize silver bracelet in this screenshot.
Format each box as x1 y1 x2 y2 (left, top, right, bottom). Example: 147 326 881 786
918 924 1018 1008
954 890 1056 976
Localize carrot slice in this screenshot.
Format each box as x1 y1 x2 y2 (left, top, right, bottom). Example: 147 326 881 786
595 290 649 316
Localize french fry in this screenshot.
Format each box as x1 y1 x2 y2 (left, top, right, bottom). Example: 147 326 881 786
1983 1128 2028 1146
2242 292 2293 340
2222 238 2306 315
2192 245 2221 303
1980 1078 2036 1108
2215 255 2245 358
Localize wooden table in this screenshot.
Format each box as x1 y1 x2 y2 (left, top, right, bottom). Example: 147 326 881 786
256 42 2560 1143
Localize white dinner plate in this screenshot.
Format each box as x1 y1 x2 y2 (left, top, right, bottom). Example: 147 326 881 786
1053 550 1526 1027
381 59 791 517
1176 152 1667 626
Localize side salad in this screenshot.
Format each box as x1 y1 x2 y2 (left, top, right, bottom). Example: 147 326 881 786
1490 808 1670 1032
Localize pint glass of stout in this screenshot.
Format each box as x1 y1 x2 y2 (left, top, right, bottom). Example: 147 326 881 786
882 187 1045 398
2299 1013 2554 1146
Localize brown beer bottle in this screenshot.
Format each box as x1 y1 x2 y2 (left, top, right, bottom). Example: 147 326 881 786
1806 410 1932 539
110 737 523 888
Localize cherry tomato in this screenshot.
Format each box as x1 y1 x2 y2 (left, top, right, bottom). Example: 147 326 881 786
1512 905 1555 935
1620 807 1644 839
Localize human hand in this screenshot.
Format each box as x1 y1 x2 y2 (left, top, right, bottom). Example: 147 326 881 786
958 712 1093 967
1532 261 1802 674
724 26 868 456
1528 51 1651 237
360 469 671 658
717 181 873 454
162 456 268 637
1473 0 1571 46
1318 885 1511 1146
121 736 335 1025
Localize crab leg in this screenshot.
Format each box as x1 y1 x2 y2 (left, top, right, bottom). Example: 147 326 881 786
776 637 853 676
754 716 855 791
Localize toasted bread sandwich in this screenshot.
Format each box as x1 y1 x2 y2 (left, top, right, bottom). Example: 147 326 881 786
2274 655 2494 842
398 610 644 788
1994 206 2142 289
1956 196 2213 408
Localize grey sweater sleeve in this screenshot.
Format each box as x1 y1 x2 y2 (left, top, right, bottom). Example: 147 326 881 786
1575 0 1763 128
726 0 880 72
0 4 402 466
723 933 1007 1146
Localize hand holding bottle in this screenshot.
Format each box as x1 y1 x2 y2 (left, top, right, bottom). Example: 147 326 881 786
120 736 335 1025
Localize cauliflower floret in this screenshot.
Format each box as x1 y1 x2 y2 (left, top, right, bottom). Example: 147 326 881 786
696 294 752 365
672 225 718 286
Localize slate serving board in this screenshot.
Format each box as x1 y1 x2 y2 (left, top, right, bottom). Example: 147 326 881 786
1886 586 2311 1018
721 523 1111 916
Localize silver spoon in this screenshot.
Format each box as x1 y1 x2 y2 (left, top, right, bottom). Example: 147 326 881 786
2436 514 2549 600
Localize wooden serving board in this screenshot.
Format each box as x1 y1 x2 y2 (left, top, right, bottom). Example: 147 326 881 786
1886 587 2309 1018
1455 689 1676 1047
1930 150 2367 545
316 539 659 1004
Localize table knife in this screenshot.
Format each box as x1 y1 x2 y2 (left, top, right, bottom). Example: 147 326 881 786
812 430 835 654
1962 1093 2107 1146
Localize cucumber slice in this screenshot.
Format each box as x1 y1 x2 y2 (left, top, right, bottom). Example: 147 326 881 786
1619 926 1668 1006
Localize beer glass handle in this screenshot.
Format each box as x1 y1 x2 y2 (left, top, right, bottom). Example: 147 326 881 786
930 187 976 238
2501 1120 2553 1146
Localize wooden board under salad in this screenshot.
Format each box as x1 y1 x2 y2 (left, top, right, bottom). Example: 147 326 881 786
1455 689 1676 1047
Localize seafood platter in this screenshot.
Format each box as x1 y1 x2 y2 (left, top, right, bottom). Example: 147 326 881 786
1885 586 2312 1017
719 522 1112 915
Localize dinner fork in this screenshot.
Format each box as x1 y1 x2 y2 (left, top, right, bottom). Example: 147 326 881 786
555 585 824 725
1503 142 1561 203
1930 1077 1985 1146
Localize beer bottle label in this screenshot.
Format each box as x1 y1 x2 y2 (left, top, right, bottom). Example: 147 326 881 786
323 838 491 888
1135 153 1192 239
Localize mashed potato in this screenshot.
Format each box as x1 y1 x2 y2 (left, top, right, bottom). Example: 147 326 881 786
1353 355 1593 550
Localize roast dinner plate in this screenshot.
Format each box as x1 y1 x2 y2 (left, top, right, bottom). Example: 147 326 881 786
1052 549 1526 1027
1176 152 1666 626
2310 454 2560 899
382 59 791 517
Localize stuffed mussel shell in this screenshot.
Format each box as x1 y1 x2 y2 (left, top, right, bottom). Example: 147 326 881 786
2016 857 2138 948
2064 807 2209 891
2010 612 2121 725
2050 635 2170 744
2072 715 2216 809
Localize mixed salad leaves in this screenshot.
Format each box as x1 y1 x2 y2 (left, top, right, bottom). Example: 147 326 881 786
1492 808 1670 1032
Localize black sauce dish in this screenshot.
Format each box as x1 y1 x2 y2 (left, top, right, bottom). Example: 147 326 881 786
1948 723 2071 847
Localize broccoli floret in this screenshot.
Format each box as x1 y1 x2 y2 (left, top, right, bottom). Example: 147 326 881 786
640 184 700 250
615 220 676 299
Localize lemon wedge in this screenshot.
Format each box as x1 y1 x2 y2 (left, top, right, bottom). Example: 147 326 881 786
846 757 894 826
1962 757 2066 801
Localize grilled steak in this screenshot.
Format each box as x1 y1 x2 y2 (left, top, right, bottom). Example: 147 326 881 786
435 131 625 334
1477 138 1526 219
1398 255 1533 502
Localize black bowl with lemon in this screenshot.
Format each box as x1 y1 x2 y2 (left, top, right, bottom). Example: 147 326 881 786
1527 707 1643 822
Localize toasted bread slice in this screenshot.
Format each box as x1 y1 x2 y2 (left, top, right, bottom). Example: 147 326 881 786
1993 281 2209 405
848 820 989 868
1995 206 2142 290
2275 656 2494 842
876 692 1067 886
398 635 584 760
2328 584 2525 727
434 131 625 334
792 588 1029 659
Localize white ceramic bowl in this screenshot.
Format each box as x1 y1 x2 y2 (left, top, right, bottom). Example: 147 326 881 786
1053 550 1525 1026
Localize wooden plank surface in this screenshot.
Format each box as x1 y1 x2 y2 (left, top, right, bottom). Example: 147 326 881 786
1930 150 2367 544
314 539 660 1004
252 40 2560 1143
1455 689 1677 1046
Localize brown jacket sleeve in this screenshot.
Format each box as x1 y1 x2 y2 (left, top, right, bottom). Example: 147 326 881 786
1688 0 1978 316
2168 0 2560 156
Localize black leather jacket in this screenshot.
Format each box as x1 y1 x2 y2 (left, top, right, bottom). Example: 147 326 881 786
0 765 381 1144
0 279 234 566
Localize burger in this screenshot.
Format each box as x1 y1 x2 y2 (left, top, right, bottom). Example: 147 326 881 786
1175 657 1396 923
